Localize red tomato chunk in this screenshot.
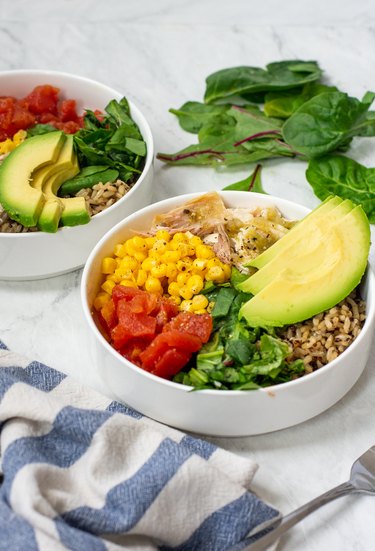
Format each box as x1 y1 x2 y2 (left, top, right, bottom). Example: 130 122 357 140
0 84 84 140
99 285 213 379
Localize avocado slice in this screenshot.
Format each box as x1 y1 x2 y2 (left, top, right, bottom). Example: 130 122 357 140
60 197 90 227
0 131 65 226
240 199 355 295
239 204 370 327
31 134 75 192
247 196 343 269
38 136 90 232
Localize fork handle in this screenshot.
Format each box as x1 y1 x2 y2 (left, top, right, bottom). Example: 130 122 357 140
242 481 355 551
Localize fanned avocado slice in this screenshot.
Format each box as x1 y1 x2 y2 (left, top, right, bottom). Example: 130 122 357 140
240 203 370 327
0 131 65 226
247 196 343 269
239 199 355 294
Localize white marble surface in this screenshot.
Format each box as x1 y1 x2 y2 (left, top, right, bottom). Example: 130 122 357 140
1 0 375 548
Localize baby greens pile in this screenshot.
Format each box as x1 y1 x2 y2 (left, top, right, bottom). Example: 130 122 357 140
28 97 147 191
157 60 375 222
174 271 305 390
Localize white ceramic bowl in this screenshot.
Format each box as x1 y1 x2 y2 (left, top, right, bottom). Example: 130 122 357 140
0 70 154 280
81 191 375 437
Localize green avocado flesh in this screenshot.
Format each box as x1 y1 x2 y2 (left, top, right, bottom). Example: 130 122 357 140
239 201 370 327
246 196 343 269
239 198 355 295
37 136 89 232
0 132 65 226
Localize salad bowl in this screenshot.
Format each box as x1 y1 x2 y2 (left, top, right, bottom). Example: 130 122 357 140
81 191 375 436
0 70 154 280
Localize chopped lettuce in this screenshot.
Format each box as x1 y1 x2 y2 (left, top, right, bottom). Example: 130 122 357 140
174 284 305 390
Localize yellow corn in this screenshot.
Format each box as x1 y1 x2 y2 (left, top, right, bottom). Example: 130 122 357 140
191 294 209 311
101 257 117 274
94 230 230 312
93 292 111 311
101 279 116 294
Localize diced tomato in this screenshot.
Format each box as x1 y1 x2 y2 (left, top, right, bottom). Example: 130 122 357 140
100 299 117 332
155 300 179 331
112 285 145 307
163 312 212 343
153 349 191 379
116 300 156 337
0 85 85 139
139 330 201 372
58 99 79 122
120 338 150 366
23 85 59 115
128 292 159 315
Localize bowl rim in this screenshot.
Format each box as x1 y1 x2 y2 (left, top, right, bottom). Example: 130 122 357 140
0 69 154 239
81 190 375 396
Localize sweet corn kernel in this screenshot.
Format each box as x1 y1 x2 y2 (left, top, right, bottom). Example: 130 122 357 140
176 272 190 286
142 257 158 272
107 273 122 283
168 295 182 306
192 258 207 272
152 239 168 253
190 235 202 247
133 250 148 263
165 263 178 279
145 277 163 294
176 258 193 273
179 286 194 300
173 232 188 243
145 236 156 248
114 243 127 258
132 236 147 251
191 294 209 310
196 244 215 259
120 256 138 271
206 257 222 269
186 274 204 294
101 279 116 294
205 265 226 283
194 309 207 315
101 257 117 274
162 250 180 263
180 299 194 312
151 263 167 278
136 269 148 286
93 293 111 311
222 263 232 278
125 240 137 256
156 230 171 242
174 242 189 257
168 282 181 297
120 279 138 288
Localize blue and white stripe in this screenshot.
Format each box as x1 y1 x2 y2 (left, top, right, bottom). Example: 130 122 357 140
0 342 278 550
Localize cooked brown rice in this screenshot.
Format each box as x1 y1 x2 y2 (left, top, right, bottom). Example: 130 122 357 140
76 179 130 217
0 179 130 233
279 290 366 375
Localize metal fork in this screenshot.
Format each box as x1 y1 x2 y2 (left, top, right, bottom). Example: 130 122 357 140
241 445 375 551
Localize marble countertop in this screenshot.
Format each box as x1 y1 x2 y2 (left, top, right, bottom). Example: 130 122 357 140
1 0 375 548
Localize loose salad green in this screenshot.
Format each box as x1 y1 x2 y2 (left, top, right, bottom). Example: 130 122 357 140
156 59 375 221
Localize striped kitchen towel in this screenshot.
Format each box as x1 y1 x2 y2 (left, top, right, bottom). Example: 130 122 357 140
0 341 279 551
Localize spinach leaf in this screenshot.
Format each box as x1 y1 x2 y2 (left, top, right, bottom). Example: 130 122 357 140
26 124 57 137
73 97 146 184
264 83 338 118
223 163 267 194
282 91 375 158
306 155 375 222
211 287 237 318
204 60 322 104
170 101 230 134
